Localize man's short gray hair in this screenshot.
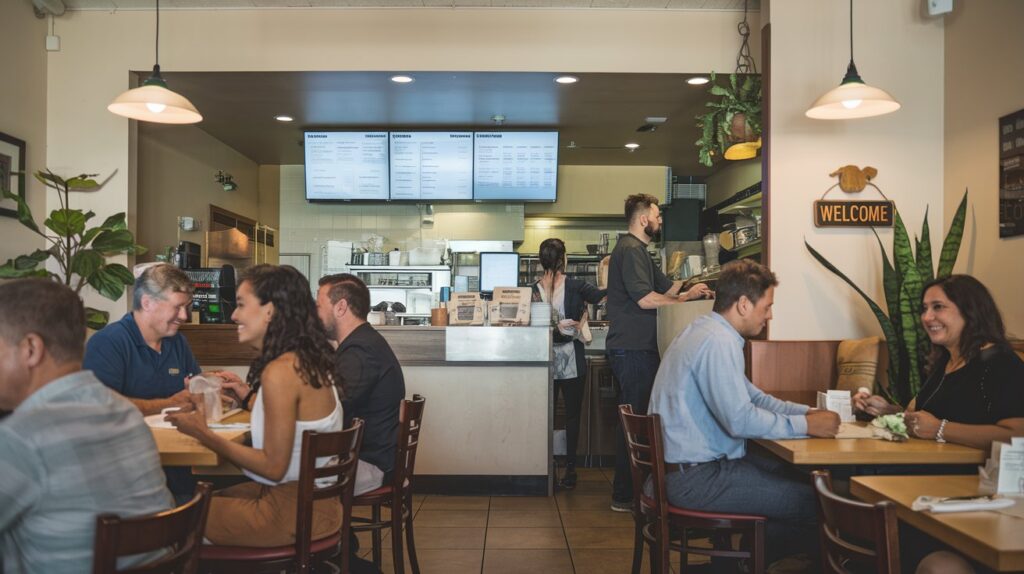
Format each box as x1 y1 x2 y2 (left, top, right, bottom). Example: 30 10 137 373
132 264 193 310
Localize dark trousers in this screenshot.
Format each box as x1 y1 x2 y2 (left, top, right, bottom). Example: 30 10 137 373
663 452 819 566
608 348 661 502
555 376 585 468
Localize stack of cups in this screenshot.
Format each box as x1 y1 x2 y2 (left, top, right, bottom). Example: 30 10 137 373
530 302 552 327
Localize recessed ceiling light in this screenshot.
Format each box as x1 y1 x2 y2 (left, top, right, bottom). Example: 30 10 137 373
687 77 711 86
555 76 579 85
274 115 294 122
391 75 415 84
625 143 640 150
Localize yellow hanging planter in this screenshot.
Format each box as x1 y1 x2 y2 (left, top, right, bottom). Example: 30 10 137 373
724 137 762 161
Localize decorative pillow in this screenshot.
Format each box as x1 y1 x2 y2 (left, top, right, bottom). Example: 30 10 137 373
835 336 882 393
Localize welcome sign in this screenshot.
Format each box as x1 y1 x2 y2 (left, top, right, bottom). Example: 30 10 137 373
814 200 895 227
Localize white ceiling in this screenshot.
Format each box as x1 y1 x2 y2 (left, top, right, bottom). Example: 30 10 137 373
61 0 759 10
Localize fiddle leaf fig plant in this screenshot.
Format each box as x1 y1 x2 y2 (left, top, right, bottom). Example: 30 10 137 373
804 190 968 406
0 169 146 329
695 71 762 167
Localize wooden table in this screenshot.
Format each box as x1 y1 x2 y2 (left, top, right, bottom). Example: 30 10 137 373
852 475 1024 572
753 424 986 466
151 411 250 467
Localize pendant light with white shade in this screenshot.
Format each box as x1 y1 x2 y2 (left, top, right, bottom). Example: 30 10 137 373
107 0 202 124
806 0 901 120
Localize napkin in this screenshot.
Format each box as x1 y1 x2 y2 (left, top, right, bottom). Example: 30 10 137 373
911 495 1016 513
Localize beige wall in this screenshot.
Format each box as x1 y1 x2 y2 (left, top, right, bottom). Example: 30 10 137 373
705 158 760 207
46 7 755 317
766 0 945 340
525 165 669 217
1 3 47 262
944 0 1024 338
137 124 261 262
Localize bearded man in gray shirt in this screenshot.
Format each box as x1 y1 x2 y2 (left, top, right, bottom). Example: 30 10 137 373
0 279 172 574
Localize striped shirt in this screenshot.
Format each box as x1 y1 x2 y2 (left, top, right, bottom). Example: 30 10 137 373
0 370 173 574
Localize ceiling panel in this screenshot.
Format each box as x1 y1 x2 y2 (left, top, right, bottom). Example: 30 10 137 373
62 0 758 8
150 70 756 176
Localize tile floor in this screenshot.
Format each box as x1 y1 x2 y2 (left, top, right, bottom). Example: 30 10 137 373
351 467 702 574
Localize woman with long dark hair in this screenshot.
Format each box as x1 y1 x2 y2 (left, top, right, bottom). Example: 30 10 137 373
167 264 344 546
533 238 606 488
854 274 1024 449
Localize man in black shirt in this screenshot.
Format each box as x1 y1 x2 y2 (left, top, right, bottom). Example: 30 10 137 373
606 193 712 511
317 274 405 496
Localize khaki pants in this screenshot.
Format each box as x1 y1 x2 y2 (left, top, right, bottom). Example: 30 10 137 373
204 480 343 547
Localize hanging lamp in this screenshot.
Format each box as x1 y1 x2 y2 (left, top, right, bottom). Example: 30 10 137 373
108 0 201 124
724 0 760 161
806 0 900 120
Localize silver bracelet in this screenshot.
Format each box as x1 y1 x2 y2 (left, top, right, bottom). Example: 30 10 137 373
935 419 948 443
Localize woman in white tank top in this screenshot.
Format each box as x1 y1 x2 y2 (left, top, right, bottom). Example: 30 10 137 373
167 265 344 547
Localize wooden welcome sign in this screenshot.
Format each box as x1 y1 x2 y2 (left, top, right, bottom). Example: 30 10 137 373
814 200 894 227
814 165 895 228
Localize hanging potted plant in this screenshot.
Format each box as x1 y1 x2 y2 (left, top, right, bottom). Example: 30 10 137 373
695 72 763 167
0 170 146 329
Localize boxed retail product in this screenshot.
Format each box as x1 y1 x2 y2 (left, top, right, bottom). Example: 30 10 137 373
487 287 532 326
447 292 485 326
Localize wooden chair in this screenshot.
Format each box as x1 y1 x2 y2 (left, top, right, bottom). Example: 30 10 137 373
199 419 365 574
92 481 213 574
813 470 901 574
351 394 426 574
619 404 767 574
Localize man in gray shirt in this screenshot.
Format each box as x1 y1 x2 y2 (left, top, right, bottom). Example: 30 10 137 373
0 279 173 574
605 193 712 510
649 259 839 568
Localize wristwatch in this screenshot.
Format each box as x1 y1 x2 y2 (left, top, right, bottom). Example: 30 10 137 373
935 418 948 443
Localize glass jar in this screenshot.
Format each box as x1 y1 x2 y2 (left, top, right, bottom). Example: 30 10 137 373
703 233 720 272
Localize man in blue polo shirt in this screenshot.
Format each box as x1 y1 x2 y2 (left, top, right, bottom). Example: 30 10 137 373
85 264 198 415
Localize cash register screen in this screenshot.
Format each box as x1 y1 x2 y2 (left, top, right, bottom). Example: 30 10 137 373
479 252 519 294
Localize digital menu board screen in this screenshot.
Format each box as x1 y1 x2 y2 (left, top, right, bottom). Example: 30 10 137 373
304 132 389 201
473 132 558 201
389 132 473 200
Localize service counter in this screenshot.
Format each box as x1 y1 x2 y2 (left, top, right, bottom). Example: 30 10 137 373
180 324 554 496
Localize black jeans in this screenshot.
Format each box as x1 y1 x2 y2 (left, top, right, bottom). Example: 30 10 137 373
555 376 585 468
608 348 661 502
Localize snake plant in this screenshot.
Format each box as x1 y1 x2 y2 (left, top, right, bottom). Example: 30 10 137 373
805 190 968 406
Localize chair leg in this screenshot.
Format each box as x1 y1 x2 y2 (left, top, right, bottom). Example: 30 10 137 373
371 504 383 569
678 528 687 574
390 498 405 574
403 493 421 574
630 516 644 574
751 523 766 574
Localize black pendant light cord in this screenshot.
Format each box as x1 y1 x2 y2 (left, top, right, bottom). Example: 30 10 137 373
153 0 159 67
849 0 854 63
841 0 863 84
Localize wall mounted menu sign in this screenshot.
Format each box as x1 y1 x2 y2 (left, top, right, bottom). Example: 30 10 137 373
304 132 389 201
999 108 1024 238
389 132 473 201
813 200 894 228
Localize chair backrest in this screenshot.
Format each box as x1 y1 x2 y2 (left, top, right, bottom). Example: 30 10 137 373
812 470 901 574
390 394 426 491
92 482 213 574
618 404 670 521
295 419 365 574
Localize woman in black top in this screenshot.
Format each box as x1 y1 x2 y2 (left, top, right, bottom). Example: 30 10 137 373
854 274 1024 449
532 238 606 488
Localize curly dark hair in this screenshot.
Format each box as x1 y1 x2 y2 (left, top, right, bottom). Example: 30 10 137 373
922 274 1011 373
239 265 338 397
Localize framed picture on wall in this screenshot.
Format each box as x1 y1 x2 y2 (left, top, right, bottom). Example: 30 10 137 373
999 108 1024 238
0 131 27 219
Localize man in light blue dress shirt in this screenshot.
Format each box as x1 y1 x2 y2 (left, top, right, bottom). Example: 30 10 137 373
0 279 172 574
649 259 840 568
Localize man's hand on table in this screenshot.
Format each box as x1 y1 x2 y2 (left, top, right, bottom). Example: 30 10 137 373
806 409 841 438
167 388 194 409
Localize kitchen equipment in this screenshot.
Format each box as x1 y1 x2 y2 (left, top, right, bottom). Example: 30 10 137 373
686 255 704 278
409 247 443 266
703 233 720 272
586 244 600 255
408 291 433 314
599 232 610 254
388 249 402 266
